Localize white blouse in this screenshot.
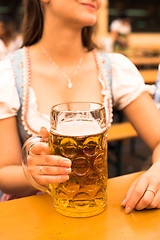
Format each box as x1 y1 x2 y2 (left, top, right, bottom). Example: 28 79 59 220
0 36 22 61
0 48 151 134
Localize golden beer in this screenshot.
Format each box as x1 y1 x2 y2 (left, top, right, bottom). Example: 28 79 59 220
49 120 108 217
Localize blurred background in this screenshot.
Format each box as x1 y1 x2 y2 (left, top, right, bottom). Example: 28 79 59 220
109 0 159 32
96 0 160 58
0 0 23 30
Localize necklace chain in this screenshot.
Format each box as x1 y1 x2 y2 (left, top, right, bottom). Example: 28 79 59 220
40 45 84 88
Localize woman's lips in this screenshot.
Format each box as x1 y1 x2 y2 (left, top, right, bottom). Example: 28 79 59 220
81 3 96 11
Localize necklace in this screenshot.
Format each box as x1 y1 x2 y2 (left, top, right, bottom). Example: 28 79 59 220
40 45 84 88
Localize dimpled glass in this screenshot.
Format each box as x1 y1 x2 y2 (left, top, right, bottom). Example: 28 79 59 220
48 102 108 217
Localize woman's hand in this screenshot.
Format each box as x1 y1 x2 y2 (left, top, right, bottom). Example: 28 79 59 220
27 127 72 186
121 162 160 213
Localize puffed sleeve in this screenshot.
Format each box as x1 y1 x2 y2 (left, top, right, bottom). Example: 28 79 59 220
108 53 152 110
0 58 20 119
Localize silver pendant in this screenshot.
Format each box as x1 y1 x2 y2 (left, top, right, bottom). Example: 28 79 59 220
68 79 73 88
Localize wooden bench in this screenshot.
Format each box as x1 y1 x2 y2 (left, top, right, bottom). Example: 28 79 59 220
107 122 138 176
128 33 160 55
139 69 158 84
129 57 160 66
108 122 137 141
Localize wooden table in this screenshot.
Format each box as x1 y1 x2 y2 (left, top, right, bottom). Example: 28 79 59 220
0 171 160 240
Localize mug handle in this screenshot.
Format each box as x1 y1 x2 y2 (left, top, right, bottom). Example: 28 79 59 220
22 136 51 194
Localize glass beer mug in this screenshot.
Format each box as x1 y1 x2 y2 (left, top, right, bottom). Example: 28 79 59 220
22 102 108 217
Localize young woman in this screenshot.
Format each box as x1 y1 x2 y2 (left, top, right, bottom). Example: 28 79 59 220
0 0 160 215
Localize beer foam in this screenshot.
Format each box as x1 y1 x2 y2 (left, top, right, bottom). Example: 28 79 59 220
53 121 103 136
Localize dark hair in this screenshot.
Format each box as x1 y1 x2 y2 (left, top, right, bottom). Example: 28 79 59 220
22 0 95 51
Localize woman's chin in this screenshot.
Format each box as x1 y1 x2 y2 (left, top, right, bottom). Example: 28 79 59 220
82 17 97 27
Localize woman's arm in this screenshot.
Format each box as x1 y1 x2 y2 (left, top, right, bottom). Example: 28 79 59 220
122 91 160 213
0 117 37 196
123 92 160 150
0 117 72 197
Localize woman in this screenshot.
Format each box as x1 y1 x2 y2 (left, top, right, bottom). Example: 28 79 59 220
0 0 160 215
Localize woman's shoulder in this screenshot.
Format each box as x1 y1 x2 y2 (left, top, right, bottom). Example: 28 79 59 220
0 55 21 119
107 53 148 110
96 50 134 69
96 50 128 60
108 52 139 70
0 48 25 93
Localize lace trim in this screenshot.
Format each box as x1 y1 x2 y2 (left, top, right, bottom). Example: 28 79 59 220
21 47 38 135
21 48 113 135
93 50 113 128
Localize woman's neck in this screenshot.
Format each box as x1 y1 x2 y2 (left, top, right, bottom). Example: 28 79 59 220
37 20 86 64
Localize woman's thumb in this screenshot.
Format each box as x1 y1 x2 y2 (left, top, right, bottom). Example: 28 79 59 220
39 127 49 140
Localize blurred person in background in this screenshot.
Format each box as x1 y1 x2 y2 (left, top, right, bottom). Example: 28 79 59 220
0 15 22 61
110 12 131 54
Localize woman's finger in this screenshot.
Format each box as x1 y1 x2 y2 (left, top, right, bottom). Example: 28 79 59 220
34 174 70 185
146 189 160 209
121 179 138 207
28 164 71 176
123 174 148 214
27 154 71 167
39 127 49 140
29 142 51 155
135 188 156 210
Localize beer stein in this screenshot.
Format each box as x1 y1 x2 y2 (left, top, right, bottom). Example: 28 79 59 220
22 102 108 217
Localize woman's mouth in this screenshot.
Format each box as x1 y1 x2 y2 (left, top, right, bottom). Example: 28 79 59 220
81 3 96 11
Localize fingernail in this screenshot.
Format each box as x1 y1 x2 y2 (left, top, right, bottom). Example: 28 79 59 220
64 168 71 174
64 175 70 181
125 206 131 214
64 159 72 166
121 199 126 207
